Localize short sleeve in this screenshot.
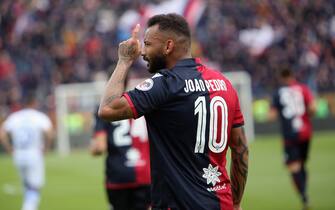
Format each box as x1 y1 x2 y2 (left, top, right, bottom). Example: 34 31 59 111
2 117 12 132
40 114 52 131
93 111 108 133
233 90 245 128
123 75 171 118
271 90 280 109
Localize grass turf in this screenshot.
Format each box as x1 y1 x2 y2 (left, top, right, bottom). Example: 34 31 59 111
0 131 334 210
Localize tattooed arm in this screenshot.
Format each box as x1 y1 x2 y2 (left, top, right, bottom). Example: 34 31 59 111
229 126 249 210
98 24 141 121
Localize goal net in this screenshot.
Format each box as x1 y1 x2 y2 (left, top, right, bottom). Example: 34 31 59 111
55 72 254 156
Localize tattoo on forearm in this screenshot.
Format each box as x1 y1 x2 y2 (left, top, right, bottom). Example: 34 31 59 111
119 44 137 60
230 134 249 205
104 95 119 106
103 77 127 106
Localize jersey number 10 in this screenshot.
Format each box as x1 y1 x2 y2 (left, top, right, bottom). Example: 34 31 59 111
194 96 228 154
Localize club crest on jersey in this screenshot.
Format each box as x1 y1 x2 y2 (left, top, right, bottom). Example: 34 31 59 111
203 164 222 186
202 164 227 192
136 79 154 91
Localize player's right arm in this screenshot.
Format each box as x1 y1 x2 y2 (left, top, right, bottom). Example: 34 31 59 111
229 126 248 210
0 127 13 154
90 132 107 156
268 107 278 121
268 92 279 121
91 109 108 156
98 24 141 122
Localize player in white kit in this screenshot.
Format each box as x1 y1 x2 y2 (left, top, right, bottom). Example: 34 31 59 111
0 92 53 210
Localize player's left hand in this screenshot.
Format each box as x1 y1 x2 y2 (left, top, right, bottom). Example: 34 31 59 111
118 24 141 63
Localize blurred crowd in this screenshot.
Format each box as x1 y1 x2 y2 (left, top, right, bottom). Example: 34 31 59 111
197 0 335 96
0 0 335 117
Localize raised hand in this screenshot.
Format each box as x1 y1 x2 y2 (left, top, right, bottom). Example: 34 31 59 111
118 24 141 63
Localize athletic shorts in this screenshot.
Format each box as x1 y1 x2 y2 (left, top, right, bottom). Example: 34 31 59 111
14 150 45 189
106 185 151 210
283 140 310 164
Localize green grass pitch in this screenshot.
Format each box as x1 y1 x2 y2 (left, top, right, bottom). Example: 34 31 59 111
1 131 334 210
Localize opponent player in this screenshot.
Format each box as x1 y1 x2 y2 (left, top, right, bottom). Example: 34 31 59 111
270 69 316 210
98 14 248 210
0 91 53 210
90 108 151 210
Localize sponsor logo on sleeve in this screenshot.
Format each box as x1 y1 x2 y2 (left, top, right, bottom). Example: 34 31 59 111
136 79 154 91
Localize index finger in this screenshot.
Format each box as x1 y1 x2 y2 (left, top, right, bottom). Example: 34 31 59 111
131 24 140 39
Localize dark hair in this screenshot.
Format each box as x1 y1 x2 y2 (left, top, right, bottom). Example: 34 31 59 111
22 90 37 105
147 13 191 39
280 68 293 78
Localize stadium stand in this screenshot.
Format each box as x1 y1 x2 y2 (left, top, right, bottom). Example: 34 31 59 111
0 0 335 121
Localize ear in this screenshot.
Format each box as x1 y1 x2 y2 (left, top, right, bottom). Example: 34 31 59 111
165 39 175 55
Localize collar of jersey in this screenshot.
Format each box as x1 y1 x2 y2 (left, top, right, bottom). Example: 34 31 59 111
174 58 201 68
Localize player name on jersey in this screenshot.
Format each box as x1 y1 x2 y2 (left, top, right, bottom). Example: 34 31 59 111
184 79 227 93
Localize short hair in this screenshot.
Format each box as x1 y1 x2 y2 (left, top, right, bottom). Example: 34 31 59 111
279 68 293 78
22 90 37 105
147 13 191 40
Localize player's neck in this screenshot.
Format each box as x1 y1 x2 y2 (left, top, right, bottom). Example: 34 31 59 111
166 52 192 69
24 102 38 110
284 78 296 85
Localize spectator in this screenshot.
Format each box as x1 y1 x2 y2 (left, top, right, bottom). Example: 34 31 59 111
0 0 334 116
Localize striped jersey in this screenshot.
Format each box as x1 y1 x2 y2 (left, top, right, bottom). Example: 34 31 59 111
123 58 244 210
93 113 151 189
272 81 314 141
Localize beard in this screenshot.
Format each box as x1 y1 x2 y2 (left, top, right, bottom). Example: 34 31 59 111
145 53 167 73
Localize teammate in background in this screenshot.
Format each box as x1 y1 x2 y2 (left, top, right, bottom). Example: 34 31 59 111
98 13 248 210
270 69 316 210
0 91 53 210
90 107 151 210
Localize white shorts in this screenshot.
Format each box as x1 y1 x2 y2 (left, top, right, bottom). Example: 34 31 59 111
13 150 45 189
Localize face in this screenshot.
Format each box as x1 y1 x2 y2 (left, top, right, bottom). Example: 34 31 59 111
142 25 168 73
